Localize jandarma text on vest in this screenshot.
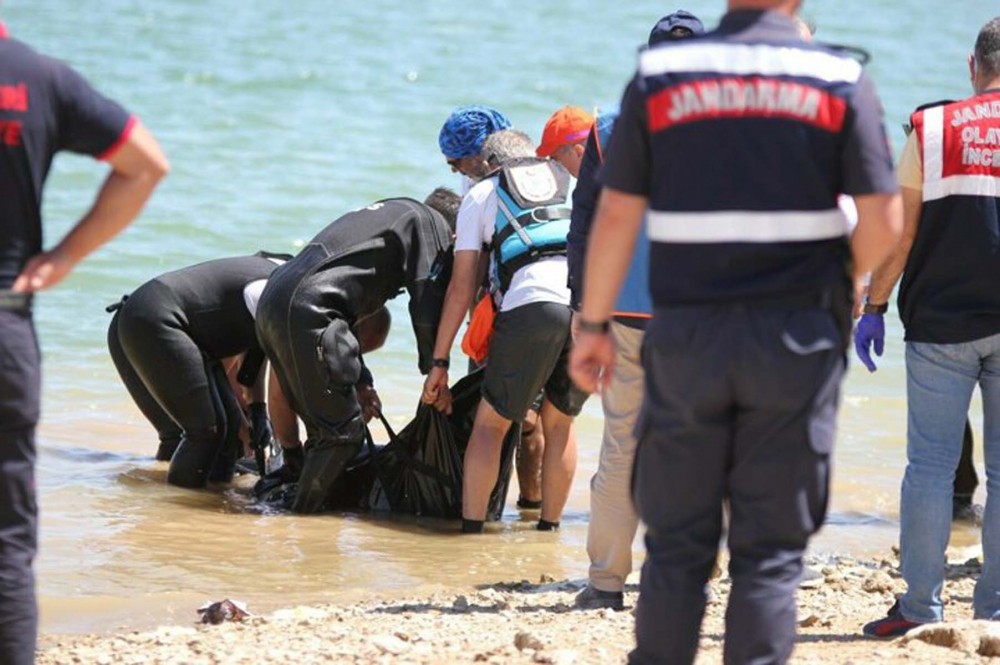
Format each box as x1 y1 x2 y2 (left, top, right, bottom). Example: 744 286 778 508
647 78 846 132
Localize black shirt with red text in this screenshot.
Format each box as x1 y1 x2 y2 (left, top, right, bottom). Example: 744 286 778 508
0 23 133 288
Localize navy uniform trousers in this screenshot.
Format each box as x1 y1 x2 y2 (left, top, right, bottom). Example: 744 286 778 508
630 302 845 665
0 309 40 665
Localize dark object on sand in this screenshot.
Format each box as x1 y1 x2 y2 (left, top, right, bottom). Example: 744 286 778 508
257 370 519 521
198 599 250 624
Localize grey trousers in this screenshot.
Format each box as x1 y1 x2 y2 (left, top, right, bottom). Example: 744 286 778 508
587 322 644 592
629 304 844 665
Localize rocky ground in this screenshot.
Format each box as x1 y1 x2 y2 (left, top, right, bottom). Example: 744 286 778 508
38 551 999 664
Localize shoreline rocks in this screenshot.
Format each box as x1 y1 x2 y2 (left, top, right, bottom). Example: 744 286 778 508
37 553 991 664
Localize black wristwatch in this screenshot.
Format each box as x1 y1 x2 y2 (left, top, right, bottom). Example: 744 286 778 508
576 317 611 334
432 357 450 369
863 301 889 315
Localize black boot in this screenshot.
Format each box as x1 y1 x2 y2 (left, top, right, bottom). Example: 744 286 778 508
290 442 360 514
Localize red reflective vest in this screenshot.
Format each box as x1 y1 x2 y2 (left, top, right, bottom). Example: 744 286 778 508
900 92 1000 343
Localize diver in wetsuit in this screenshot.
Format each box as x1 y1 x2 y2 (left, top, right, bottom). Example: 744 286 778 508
255 188 461 514
108 253 288 487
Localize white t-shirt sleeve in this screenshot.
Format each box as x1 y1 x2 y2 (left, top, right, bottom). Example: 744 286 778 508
454 178 497 253
243 279 268 319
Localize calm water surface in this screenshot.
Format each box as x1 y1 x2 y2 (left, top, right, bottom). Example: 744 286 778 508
0 0 994 636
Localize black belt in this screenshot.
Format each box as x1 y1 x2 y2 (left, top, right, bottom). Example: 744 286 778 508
747 289 838 310
0 291 32 312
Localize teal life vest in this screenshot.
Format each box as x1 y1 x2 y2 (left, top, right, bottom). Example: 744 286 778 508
491 157 572 293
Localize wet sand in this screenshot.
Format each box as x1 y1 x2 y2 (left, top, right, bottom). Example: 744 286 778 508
38 549 996 664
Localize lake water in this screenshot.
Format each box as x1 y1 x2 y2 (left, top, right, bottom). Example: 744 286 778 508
2 0 995 637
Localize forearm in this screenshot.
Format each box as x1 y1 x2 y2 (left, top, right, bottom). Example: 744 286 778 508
249 359 268 403
268 370 300 449
579 189 647 322
432 275 476 360
56 162 162 262
222 356 250 410
866 220 915 300
856 189 914 303
850 192 904 277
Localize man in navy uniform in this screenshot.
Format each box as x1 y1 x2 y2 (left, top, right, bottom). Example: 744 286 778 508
0 19 169 664
569 1 902 663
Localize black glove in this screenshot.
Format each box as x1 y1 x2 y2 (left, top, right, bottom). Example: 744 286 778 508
248 402 273 475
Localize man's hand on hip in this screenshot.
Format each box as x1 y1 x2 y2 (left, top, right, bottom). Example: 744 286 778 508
12 248 77 293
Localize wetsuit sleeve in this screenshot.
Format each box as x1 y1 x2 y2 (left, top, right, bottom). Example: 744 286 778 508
841 73 899 196
567 127 602 311
600 77 651 196
402 210 451 375
408 278 444 375
51 59 133 159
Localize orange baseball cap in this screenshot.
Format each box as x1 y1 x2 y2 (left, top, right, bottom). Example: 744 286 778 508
536 106 595 157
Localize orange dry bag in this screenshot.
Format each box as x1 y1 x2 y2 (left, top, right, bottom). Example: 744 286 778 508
461 294 495 364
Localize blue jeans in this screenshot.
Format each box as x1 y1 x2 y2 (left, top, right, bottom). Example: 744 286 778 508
900 335 1000 623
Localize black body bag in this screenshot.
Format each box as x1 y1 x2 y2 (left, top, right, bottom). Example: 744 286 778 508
327 369 520 521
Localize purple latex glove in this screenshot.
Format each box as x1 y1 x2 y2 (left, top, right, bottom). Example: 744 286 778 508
854 313 885 373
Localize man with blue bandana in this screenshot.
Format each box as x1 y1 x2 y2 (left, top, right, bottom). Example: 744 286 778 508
439 106 550 511
439 106 511 189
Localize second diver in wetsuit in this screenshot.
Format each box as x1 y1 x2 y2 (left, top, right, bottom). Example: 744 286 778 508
108 252 288 487
254 188 461 513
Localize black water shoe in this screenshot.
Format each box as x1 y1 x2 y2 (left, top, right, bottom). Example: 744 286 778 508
574 585 624 611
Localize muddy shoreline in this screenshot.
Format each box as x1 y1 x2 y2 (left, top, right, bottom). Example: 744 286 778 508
38 551 997 664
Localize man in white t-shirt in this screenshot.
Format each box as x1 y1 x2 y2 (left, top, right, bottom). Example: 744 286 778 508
422 129 589 533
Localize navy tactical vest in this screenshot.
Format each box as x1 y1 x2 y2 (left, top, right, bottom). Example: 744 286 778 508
638 39 860 304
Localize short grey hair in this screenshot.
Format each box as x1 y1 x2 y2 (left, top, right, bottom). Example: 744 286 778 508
976 17 1000 79
482 130 536 166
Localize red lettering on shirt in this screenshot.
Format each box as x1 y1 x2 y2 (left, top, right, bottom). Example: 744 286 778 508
0 83 27 112
0 119 23 146
646 77 847 133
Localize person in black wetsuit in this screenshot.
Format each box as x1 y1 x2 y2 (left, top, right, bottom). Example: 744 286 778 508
255 188 461 514
108 253 288 488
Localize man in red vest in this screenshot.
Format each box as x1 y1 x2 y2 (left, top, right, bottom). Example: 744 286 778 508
857 17 1000 637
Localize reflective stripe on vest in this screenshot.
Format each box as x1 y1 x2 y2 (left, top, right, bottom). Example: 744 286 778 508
640 42 863 83
647 209 849 243
918 97 1000 202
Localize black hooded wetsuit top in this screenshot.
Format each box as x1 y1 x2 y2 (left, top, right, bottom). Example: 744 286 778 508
257 197 453 379
254 198 453 514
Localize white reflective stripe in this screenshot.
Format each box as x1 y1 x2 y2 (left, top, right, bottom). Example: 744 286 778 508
922 105 944 185
923 174 1000 202
647 209 849 243
639 43 862 83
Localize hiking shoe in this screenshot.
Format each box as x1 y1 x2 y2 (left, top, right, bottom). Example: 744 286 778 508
574 584 624 611
863 601 921 638
953 497 985 525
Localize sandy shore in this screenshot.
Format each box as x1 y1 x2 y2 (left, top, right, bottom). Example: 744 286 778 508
38 550 998 664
